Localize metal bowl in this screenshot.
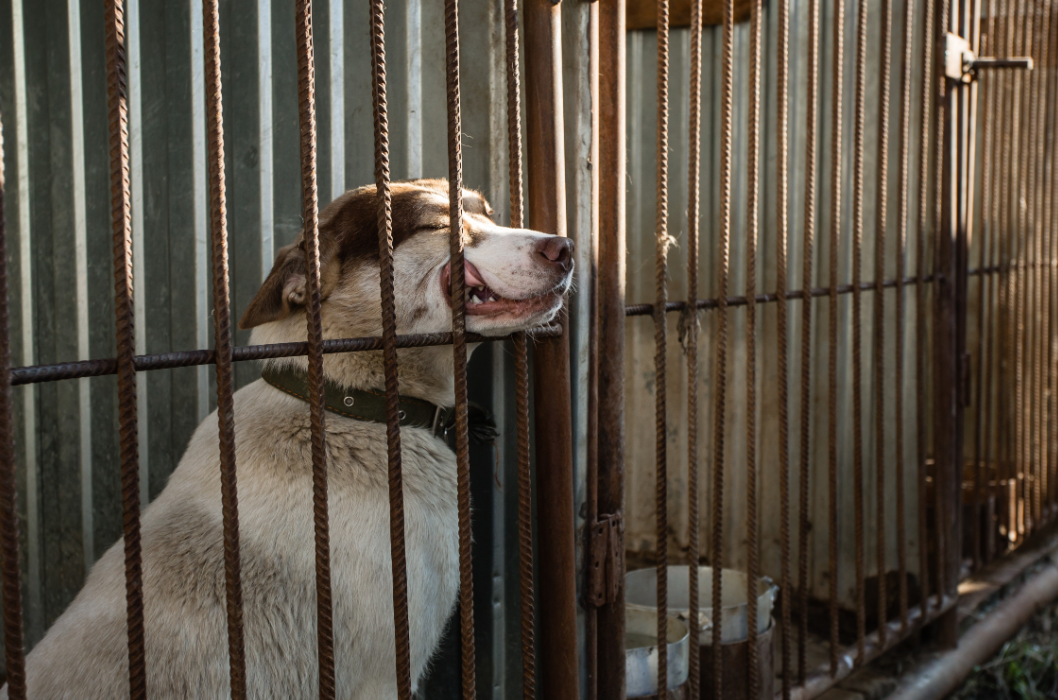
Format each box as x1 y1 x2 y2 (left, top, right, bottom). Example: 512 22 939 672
626 566 777 644
625 606 690 697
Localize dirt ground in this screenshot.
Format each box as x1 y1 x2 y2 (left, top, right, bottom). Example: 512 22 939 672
952 599 1058 699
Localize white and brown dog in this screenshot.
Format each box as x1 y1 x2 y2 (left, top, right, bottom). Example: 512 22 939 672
3 179 573 698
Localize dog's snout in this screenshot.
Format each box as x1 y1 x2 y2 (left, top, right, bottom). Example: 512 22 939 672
535 236 573 271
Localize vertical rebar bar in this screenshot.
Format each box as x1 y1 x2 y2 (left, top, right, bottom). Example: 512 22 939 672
872 0 893 652
104 0 146 695
654 0 671 690
915 0 936 619
504 0 536 694
827 0 846 671
686 0 703 695
293 2 336 697
713 0 736 691
894 0 917 629
442 0 477 695
202 2 246 695
367 1 413 696
0 98 26 700
776 0 793 685
799 0 822 679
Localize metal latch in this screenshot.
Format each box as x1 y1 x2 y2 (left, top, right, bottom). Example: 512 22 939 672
588 513 624 608
945 32 1033 83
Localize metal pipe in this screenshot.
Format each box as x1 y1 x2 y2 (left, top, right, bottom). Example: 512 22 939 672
595 0 627 695
887 560 1058 700
524 1 579 697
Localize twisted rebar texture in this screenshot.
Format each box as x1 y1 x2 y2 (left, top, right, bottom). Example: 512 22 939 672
0 97 26 700
713 0 735 694
872 0 892 652
978 0 1001 567
915 0 936 620
504 0 535 693
368 1 413 696
851 0 868 664
894 0 917 627
294 2 336 697
775 0 792 687
827 0 845 672
654 0 670 691
443 0 477 695
798 0 821 680
202 1 247 696
1011 0 1029 546
104 0 146 696
745 0 762 690
971 0 996 575
1045 4 1058 518
685 0 703 695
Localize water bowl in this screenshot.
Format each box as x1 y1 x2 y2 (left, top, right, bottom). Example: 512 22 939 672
625 606 690 698
626 566 777 645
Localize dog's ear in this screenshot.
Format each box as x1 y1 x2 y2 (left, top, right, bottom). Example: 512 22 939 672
239 237 341 330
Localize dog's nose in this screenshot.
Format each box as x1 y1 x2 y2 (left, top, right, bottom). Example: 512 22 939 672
535 236 573 272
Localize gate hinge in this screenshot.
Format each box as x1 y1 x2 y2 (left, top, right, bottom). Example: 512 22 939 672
945 32 1033 83
588 512 624 608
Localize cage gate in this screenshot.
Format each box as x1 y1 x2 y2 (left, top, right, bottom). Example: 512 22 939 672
593 0 1058 699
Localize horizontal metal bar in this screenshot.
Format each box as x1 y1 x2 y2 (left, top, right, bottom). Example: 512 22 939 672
9 328 560 386
783 594 958 700
625 275 937 317
968 261 1057 276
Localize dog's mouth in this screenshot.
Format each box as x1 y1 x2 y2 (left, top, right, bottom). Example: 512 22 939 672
440 260 563 318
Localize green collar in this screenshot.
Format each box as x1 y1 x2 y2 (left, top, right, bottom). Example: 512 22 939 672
261 365 497 448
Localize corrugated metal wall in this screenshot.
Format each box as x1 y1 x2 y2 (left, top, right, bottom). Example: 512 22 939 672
0 0 596 695
623 0 932 608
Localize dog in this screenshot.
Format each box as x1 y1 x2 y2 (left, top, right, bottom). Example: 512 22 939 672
3 179 573 698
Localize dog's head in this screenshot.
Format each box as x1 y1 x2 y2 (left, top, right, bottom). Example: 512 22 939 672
239 179 573 339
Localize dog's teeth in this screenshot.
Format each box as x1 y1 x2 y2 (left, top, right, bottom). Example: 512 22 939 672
488 295 498 302
469 297 482 305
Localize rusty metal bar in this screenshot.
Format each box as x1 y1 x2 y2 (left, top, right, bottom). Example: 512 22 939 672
782 596 957 700
872 0 893 651
596 0 627 694
202 2 246 696
851 0 869 662
712 0 735 693
654 0 671 689
685 0 704 694
624 276 938 316
367 1 413 696
798 0 821 678
973 0 999 569
1011 0 1029 544
894 0 916 627
504 0 536 694
104 0 146 695
745 0 763 687
915 0 937 622
826 0 846 669
524 2 579 697
441 0 478 693
934 0 962 648
7 331 556 387
0 97 26 700
293 2 336 695
1046 5 1058 520
776 0 792 683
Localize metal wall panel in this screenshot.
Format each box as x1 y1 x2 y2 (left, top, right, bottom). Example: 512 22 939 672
623 0 931 608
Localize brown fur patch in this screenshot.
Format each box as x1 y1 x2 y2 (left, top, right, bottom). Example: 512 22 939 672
239 179 496 329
